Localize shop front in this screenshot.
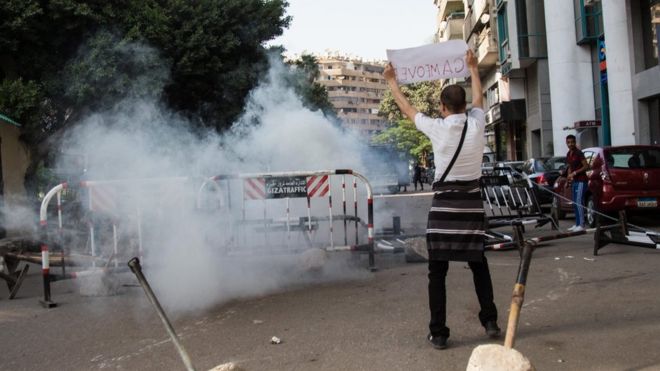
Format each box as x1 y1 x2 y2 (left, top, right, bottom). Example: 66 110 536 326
485 99 527 161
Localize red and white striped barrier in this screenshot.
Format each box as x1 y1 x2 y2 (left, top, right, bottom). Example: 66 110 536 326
197 170 375 268
38 177 189 307
307 175 329 198
243 178 266 200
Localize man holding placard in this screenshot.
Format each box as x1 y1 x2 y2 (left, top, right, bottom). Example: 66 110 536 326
383 45 500 350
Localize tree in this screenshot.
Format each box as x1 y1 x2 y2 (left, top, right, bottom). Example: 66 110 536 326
0 0 291 195
288 54 337 120
373 81 443 164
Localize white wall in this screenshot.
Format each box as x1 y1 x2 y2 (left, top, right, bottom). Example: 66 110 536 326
544 0 596 155
602 0 636 145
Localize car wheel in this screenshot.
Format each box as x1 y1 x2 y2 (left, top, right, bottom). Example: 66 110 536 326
585 195 596 228
551 196 565 223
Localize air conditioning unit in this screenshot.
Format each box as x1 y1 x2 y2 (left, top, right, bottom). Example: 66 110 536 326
584 0 598 6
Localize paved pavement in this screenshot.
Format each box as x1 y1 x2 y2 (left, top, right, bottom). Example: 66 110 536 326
2 194 660 370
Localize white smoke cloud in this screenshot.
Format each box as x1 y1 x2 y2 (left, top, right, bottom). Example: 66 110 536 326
53 49 376 313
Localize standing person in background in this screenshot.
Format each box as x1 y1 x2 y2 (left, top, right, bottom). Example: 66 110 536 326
383 49 500 350
413 162 424 191
565 134 589 231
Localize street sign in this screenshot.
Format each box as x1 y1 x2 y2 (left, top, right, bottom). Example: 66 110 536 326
574 120 601 129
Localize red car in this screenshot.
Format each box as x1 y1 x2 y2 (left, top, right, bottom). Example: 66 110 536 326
551 145 660 227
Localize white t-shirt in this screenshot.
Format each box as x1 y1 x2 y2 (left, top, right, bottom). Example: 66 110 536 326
414 108 486 182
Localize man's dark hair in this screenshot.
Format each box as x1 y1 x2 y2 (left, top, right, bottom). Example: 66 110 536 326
566 134 576 141
440 85 467 113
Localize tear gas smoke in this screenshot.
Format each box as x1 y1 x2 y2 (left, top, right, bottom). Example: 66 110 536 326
50 47 383 313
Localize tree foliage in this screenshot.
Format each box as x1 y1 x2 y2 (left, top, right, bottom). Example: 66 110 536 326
288 54 337 120
373 81 443 162
0 0 291 194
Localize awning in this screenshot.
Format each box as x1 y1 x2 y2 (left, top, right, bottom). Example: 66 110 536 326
485 99 526 126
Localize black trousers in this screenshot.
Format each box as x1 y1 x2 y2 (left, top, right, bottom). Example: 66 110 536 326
414 178 424 190
428 257 498 338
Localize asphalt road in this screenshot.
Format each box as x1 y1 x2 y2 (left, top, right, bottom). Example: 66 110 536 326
2 191 660 370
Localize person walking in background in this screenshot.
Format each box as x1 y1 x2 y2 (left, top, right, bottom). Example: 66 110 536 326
565 134 589 231
413 162 424 191
383 49 500 350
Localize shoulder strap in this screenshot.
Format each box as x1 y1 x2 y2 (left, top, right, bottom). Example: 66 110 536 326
438 120 469 183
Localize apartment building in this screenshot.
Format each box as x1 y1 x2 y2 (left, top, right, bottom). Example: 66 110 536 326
436 0 523 160
540 0 660 154
495 0 549 159
315 55 388 137
435 0 660 159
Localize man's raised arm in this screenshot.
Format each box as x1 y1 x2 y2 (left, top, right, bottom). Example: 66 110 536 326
466 50 482 109
383 63 418 121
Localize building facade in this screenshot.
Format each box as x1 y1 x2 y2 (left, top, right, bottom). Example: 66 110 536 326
497 0 550 159
502 0 660 156
315 56 389 137
544 0 659 154
434 0 660 160
436 0 526 161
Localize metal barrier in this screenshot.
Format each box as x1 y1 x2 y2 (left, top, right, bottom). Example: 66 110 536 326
593 211 660 255
35 170 375 307
37 177 190 307
482 166 660 254
196 169 375 268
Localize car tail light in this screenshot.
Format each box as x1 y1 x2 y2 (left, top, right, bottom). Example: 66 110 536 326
534 174 548 186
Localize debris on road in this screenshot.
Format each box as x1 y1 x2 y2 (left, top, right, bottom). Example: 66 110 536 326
270 336 282 344
208 362 246 371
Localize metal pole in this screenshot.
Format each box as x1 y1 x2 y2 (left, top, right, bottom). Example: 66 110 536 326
286 197 291 247
88 188 96 268
127 258 196 371
112 224 118 268
353 177 358 246
342 175 348 246
328 177 334 250
137 206 143 260
39 222 56 308
56 192 65 276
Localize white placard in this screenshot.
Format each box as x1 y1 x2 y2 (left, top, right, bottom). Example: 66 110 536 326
386 40 470 84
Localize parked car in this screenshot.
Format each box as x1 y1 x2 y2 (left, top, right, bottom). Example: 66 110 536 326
551 145 660 227
521 156 567 205
481 161 525 175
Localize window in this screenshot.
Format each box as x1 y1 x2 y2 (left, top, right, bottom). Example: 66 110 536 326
584 151 595 168
516 0 547 58
641 0 660 68
574 0 603 44
606 148 660 168
497 2 510 63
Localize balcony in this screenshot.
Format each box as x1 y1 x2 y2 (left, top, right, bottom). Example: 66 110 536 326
435 0 464 21
437 17 465 42
463 0 490 42
471 0 488 19
476 29 498 67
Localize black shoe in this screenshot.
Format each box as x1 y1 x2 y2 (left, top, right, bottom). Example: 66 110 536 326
427 333 448 349
485 321 501 338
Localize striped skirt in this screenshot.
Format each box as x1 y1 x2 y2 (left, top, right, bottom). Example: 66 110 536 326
427 179 485 262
